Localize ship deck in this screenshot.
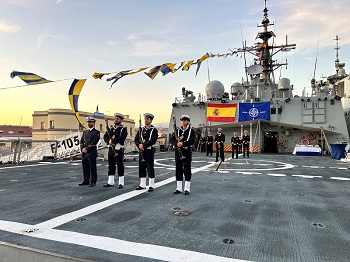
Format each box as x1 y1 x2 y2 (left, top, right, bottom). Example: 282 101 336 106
1 151 350 262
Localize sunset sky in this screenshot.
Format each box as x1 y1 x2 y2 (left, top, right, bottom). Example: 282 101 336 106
1 0 350 126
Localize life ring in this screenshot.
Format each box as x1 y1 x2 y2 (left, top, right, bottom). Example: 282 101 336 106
307 132 316 140
300 139 310 145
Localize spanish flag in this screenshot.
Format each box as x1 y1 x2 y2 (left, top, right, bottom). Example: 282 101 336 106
206 103 237 122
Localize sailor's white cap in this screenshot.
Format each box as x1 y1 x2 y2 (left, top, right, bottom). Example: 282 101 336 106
180 115 190 121
86 116 96 122
144 113 154 120
114 113 124 119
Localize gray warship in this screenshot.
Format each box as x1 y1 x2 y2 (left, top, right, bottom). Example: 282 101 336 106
168 4 350 154
2 3 350 262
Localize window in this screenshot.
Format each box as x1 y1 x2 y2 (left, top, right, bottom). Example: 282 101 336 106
130 127 133 136
41 122 45 129
0 130 3 133
8 131 14 134
100 124 103 131
18 130 24 134
50 120 55 129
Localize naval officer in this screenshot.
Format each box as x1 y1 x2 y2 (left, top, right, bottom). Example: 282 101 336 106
170 115 195 195
103 113 128 188
231 132 240 159
79 116 100 187
215 128 225 162
199 134 207 153
134 113 158 192
242 130 250 157
206 132 213 156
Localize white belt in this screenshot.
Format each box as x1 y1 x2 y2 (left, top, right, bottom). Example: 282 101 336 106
115 144 124 150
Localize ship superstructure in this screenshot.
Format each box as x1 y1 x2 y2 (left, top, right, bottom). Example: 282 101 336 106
168 3 349 154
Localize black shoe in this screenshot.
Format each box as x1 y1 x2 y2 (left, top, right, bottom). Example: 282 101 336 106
117 184 124 189
89 183 96 187
78 181 89 186
184 190 190 195
148 187 154 192
174 190 182 194
135 186 146 190
103 184 114 187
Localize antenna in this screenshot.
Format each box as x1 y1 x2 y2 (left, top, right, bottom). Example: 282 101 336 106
313 36 320 79
240 22 249 83
206 57 211 83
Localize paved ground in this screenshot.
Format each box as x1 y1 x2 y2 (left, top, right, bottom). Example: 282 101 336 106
0 152 350 262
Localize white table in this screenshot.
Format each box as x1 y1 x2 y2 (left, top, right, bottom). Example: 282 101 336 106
293 146 321 156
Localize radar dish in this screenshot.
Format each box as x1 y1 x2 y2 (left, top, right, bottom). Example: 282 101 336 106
247 65 263 75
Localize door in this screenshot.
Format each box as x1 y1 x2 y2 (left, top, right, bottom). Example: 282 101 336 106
263 131 279 153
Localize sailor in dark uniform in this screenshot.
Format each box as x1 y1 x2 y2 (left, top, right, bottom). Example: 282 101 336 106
206 132 213 156
215 128 225 162
242 130 250 158
103 113 128 189
199 134 207 153
79 116 100 187
238 136 243 154
134 113 158 192
231 132 240 159
170 115 195 195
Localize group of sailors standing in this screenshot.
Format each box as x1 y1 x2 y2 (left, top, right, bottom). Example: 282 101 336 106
198 128 250 161
78 113 195 195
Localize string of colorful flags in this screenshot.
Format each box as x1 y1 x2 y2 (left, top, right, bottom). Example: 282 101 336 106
7 45 291 128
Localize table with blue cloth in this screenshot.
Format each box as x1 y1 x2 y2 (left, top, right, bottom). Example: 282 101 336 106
330 143 347 160
292 146 321 156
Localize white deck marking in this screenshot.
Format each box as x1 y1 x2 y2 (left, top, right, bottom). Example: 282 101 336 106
292 175 323 179
0 162 67 170
0 220 248 262
235 172 262 175
302 166 325 168
267 173 286 177
330 177 350 181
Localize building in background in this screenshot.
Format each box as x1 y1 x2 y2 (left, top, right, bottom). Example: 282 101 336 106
0 125 32 138
32 108 135 141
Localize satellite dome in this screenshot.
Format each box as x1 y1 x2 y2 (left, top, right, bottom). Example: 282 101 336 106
230 82 243 96
205 80 225 100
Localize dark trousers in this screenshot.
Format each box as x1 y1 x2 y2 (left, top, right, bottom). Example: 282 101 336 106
82 155 97 183
215 143 224 162
175 148 192 181
232 145 239 158
207 143 213 156
200 143 206 153
243 144 249 157
108 148 124 177
139 149 155 178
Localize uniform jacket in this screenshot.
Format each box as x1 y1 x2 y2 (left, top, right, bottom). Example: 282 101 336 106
80 128 100 157
103 124 128 146
134 125 158 149
231 136 240 145
170 124 195 150
215 133 225 144
243 134 250 145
